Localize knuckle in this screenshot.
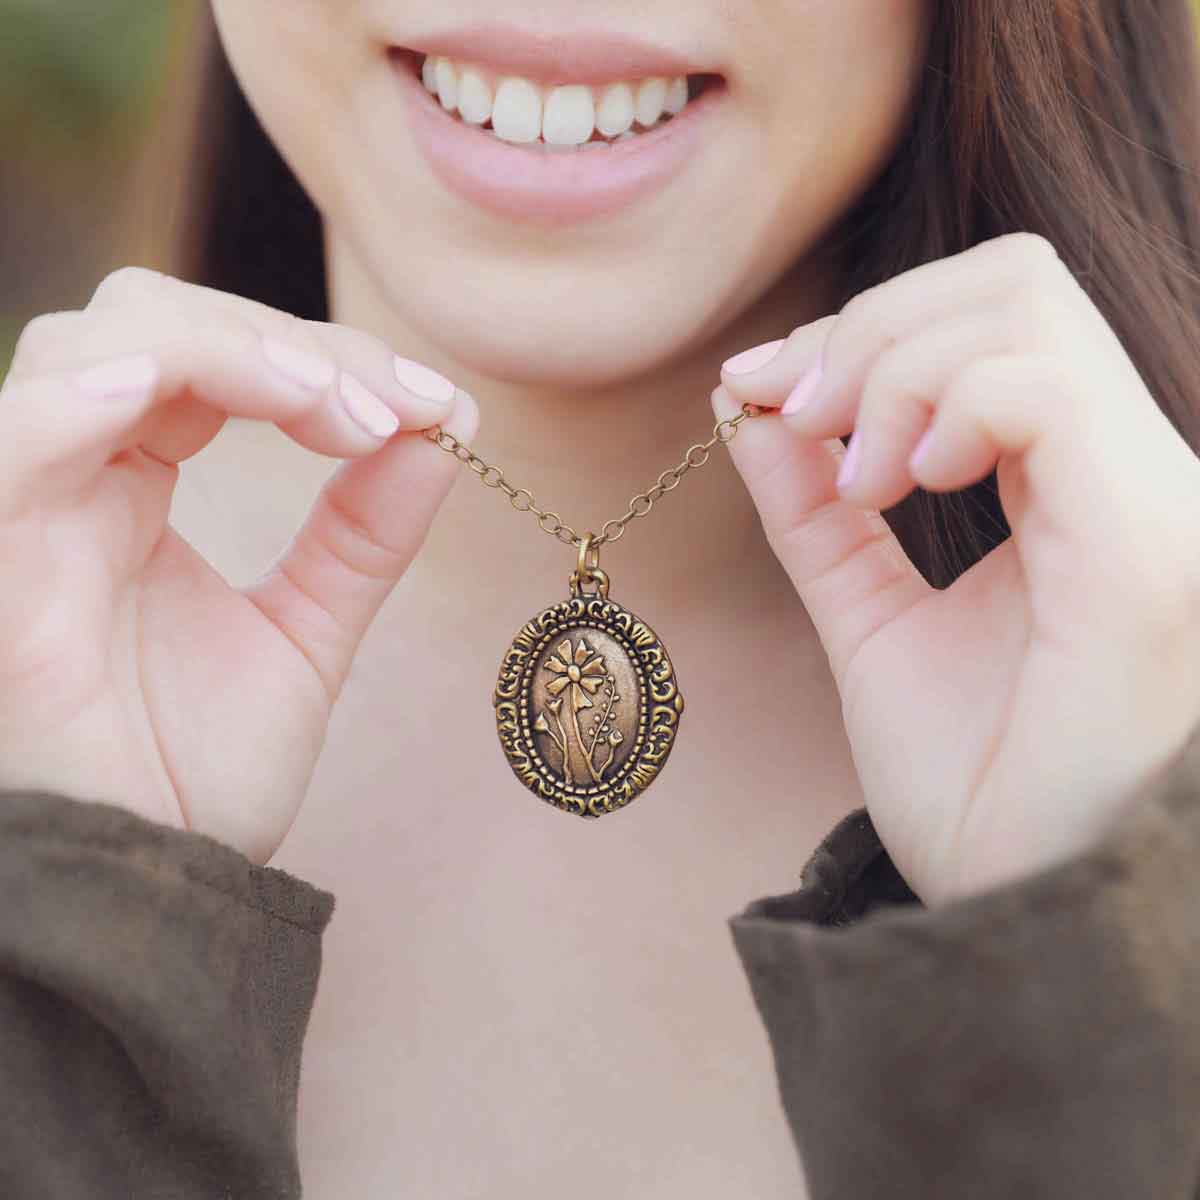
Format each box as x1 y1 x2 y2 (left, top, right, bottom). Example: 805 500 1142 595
90 265 168 306
1034 351 1079 396
318 318 378 363
276 311 314 343
9 311 78 373
1120 567 1200 666
260 310 334 362
174 311 261 371
831 287 896 358
1003 273 1065 344
1185 548 1200 633
1004 231 1061 268
782 312 836 350
838 286 882 330
228 309 274 354
859 345 928 428
944 355 1005 410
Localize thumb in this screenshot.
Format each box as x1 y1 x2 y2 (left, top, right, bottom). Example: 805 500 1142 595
713 327 929 690
243 387 479 702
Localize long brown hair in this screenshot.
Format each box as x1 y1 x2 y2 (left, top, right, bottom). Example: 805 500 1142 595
183 2 1200 589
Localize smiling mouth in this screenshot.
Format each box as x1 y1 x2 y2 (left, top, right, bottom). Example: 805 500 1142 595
390 47 724 149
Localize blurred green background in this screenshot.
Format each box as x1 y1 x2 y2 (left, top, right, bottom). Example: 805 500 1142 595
1 1 199 369
3 2 1200 375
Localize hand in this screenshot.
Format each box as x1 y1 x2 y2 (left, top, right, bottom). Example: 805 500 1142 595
0 268 475 863
715 232 1200 905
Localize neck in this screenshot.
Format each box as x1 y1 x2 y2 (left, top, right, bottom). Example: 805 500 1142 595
325 235 841 624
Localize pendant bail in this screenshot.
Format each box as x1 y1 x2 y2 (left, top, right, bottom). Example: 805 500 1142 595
569 531 609 599
577 531 600 580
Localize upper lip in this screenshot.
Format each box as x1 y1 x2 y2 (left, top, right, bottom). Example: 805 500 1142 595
391 23 723 85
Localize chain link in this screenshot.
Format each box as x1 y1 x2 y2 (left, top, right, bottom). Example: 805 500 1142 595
422 402 766 548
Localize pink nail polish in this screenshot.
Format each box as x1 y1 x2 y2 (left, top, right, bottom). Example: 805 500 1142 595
722 338 786 376
781 362 824 415
76 354 158 401
909 429 935 474
837 433 862 491
394 356 456 407
340 373 400 438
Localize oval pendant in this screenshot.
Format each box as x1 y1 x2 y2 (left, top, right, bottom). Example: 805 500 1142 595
494 587 684 818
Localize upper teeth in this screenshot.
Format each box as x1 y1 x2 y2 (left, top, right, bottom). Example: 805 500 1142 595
419 55 690 145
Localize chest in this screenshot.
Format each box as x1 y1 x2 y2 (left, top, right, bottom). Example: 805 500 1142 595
272 605 854 1198
171 432 854 1195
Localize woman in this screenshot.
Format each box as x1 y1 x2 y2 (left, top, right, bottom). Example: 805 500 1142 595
2 0 1199 1195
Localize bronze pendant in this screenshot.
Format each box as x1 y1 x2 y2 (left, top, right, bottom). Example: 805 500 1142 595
493 539 683 818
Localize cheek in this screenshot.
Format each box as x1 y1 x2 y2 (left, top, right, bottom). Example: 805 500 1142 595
752 0 932 237
209 1 364 219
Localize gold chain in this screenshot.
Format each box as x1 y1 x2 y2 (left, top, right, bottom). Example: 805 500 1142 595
422 402 765 549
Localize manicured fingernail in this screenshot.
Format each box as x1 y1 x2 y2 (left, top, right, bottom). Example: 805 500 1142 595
76 354 159 401
837 432 863 491
781 361 824 416
909 429 935 475
262 337 336 390
441 388 480 442
394 356 456 407
722 338 786 376
340 373 400 439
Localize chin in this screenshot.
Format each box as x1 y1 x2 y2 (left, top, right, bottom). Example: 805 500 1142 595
408 304 691 391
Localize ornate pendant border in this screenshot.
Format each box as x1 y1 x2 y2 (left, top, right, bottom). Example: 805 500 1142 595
494 593 684 817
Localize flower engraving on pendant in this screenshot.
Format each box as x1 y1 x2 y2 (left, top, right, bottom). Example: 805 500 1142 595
532 637 624 787
494 593 683 818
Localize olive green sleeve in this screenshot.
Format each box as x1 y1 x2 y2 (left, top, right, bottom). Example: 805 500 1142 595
728 717 1200 1200
0 790 334 1199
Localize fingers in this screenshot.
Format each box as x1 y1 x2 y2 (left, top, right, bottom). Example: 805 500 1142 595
813 311 1018 510
719 315 838 406
719 234 1064 412
243 389 481 704
716 225 1200 673
718 233 1102 513
710 382 930 688
908 353 1069 491
708 232 1079 686
807 233 1073 435
1 272 462 512
83 266 458 415
904 350 1200 640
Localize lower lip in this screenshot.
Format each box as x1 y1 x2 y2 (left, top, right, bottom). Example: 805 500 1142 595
392 54 725 226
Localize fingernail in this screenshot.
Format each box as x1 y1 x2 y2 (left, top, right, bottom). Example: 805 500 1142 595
394 356 456 407
442 388 480 442
837 432 862 492
76 354 159 401
340 373 400 439
909 429 935 475
780 361 824 416
262 337 336 390
722 338 786 376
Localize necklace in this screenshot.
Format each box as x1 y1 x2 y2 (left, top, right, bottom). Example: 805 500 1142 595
423 400 764 818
